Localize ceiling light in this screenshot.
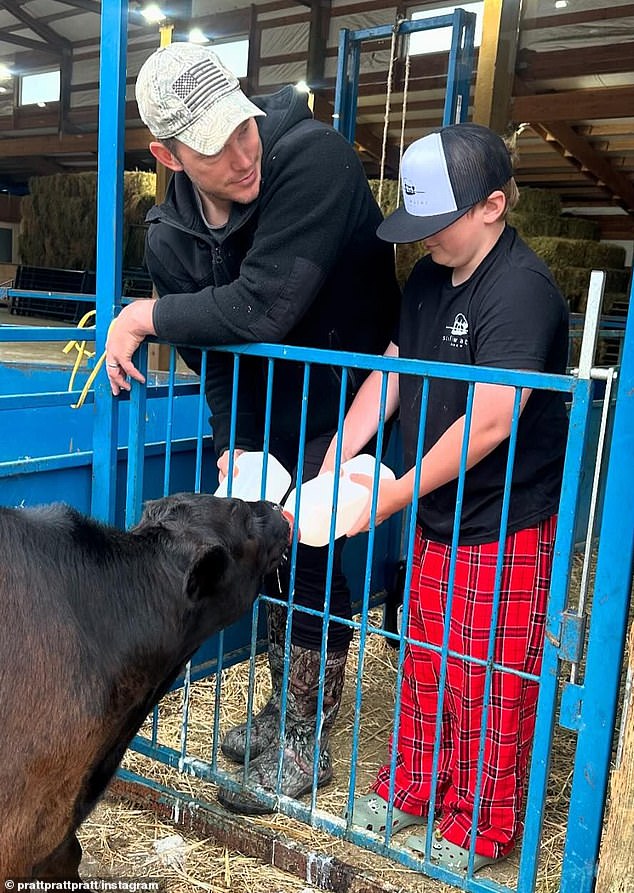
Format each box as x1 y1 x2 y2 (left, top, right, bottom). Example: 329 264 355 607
188 28 207 44
554 0 568 7
0 63 12 80
295 80 310 93
141 3 165 24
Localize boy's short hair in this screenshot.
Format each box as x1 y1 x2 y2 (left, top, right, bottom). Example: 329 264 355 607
378 123 514 244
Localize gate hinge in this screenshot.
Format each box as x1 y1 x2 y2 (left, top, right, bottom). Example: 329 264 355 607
557 610 587 664
559 682 585 731
555 611 588 732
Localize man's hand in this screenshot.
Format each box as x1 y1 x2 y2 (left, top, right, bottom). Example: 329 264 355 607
217 449 245 484
346 474 410 537
105 299 158 395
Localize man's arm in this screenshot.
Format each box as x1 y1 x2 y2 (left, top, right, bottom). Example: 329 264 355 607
347 381 531 534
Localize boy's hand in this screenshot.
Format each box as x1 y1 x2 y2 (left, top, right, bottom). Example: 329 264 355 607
346 474 407 536
217 449 245 483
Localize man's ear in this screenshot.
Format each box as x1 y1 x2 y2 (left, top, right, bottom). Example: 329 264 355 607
149 140 184 172
184 544 229 601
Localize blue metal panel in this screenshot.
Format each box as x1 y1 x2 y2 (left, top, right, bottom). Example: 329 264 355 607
91 0 128 523
559 276 634 893
333 12 476 143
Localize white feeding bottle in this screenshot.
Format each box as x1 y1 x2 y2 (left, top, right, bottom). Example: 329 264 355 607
214 451 291 503
283 453 395 547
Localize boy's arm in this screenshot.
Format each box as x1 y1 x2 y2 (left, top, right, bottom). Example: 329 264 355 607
348 380 531 534
320 341 400 473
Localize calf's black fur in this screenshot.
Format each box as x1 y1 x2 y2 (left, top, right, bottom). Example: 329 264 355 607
0 492 289 879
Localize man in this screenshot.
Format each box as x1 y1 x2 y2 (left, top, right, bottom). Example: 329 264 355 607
105 42 399 814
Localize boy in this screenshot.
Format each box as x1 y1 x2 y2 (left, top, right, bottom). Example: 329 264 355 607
324 123 569 871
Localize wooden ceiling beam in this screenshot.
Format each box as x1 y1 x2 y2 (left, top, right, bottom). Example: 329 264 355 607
518 42 634 80
512 86 634 123
0 127 152 159
527 121 634 213
521 2 634 31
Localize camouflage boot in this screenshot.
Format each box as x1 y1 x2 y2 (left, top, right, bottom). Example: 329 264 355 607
217 644 348 815
221 602 287 763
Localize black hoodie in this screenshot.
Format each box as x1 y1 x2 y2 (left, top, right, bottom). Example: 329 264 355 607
145 86 400 463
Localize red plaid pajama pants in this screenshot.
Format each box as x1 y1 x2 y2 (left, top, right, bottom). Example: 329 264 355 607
373 515 558 858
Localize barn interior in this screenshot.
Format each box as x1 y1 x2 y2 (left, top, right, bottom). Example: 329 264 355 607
0 0 633 303
0 1 633 891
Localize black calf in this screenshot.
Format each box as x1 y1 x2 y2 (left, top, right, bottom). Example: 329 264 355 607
0 492 289 879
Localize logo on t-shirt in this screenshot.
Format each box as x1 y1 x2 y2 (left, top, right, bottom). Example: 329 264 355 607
442 313 469 349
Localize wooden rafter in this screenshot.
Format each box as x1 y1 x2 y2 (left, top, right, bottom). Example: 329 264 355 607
530 121 634 214
512 86 634 123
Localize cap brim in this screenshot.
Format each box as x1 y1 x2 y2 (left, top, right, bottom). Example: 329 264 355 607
177 91 265 156
377 205 471 243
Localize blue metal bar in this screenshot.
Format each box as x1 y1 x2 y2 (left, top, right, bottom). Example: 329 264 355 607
238 357 276 764
161 348 177 496
91 0 128 523
560 276 634 893
193 351 208 493
443 9 476 125
467 388 522 878
382 376 430 842
518 374 595 893
333 28 352 137
309 367 350 809
344 371 391 825
423 382 476 852
176 341 574 394
0 391 94 410
6 289 96 303
225 353 241 493
0 327 95 342
124 343 148 528
271 363 310 794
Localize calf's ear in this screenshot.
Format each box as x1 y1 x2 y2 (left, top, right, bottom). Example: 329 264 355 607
184 544 229 600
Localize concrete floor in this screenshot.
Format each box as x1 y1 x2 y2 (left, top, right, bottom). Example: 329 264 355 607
0 302 77 366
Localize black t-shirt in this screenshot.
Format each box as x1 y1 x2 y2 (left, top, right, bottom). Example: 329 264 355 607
394 226 569 545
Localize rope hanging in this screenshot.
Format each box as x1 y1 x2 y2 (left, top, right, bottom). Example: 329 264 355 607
377 20 399 210
396 50 411 209
377 17 412 212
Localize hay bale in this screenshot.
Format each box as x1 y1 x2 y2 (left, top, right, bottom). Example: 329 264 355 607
369 178 400 219
527 237 589 270
583 242 627 270
575 290 621 316
560 216 600 241
19 171 156 271
509 211 562 238
516 187 562 217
